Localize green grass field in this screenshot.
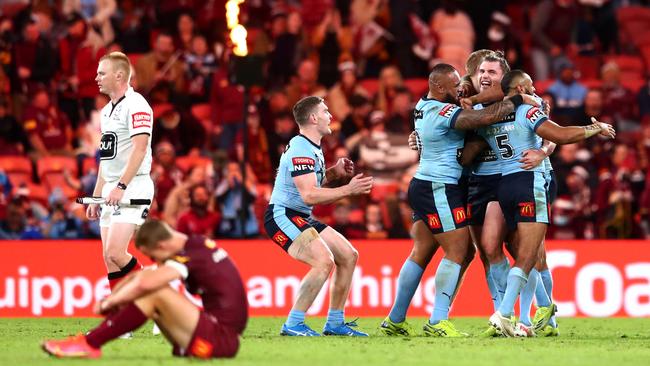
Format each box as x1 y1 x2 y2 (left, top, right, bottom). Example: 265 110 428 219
1 317 649 366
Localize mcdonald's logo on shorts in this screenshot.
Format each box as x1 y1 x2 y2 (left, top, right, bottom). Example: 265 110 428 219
273 231 289 247
190 337 214 359
519 202 535 217
291 216 308 228
452 207 466 224
427 214 442 229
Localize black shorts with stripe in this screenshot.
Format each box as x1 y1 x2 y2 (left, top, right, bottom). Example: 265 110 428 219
264 204 328 252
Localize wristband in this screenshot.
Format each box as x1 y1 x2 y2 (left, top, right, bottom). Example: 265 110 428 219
509 94 524 108
583 124 601 139
117 182 127 190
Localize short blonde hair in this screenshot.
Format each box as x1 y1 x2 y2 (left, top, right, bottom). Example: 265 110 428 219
100 51 132 81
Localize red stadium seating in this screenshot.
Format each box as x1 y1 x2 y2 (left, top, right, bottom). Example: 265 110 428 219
359 79 380 97
174 155 212 173
533 79 554 95
0 156 33 187
126 53 144 66
370 182 399 202
403 78 429 98
572 55 602 80
81 157 98 176
603 55 645 80
36 156 79 199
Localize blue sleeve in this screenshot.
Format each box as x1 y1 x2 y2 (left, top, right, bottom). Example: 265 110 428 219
520 106 548 132
286 141 316 177
436 103 462 129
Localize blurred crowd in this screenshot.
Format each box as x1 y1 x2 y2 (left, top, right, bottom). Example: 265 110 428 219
0 0 649 240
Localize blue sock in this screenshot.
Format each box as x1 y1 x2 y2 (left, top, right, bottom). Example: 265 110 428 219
286 310 305 327
540 269 557 327
534 272 551 307
490 258 510 308
486 270 500 311
326 309 344 327
519 269 539 326
497 267 528 317
429 258 461 325
389 259 424 323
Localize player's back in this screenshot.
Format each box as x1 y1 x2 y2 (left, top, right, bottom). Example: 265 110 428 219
269 135 325 214
413 97 465 184
170 236 248 334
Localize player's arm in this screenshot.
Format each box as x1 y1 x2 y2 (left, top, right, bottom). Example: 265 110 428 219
535 117 615 145
294 172 372 206
453 94 538 130
97 266 182 313
519 139 557 170
323 158 355 187
465 84 505 107
118 134 149 186
459 135 489 167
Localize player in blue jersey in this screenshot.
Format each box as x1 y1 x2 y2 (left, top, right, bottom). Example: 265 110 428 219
379 63 537 337
264 96 374 337
484 70 615 336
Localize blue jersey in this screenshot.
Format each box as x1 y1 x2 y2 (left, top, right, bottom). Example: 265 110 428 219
478 105 548 176
269 134 325 214
471 103 502 176
413 97 465 184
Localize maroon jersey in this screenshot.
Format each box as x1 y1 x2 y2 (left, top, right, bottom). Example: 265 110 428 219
164 236 248 334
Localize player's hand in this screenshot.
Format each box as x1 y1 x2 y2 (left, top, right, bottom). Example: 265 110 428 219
592 117 616 139
347 174 373 195
542 100 552 116
93 298 113 315
332 158 355 179
521 94 540 107
106 187 125 206
408 131 420 151
86 203 100 220
519 149 547 170
460 97 474 110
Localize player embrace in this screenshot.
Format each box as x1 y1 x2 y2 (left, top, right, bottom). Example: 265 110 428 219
264 96 373 336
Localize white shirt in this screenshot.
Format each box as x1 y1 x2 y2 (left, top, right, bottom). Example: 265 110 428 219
99 87 153 182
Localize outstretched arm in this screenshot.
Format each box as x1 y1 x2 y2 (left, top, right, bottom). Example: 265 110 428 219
535 117 616 145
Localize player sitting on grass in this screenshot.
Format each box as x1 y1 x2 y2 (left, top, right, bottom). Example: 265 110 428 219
42 219 248 359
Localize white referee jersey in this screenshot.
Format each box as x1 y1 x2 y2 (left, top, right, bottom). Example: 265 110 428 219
99 87 153 182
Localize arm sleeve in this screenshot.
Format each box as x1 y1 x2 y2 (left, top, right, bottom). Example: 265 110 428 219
521 106 549 132
164 259 189 279
287 141 317 177
439 104 462 129
127 96 154 137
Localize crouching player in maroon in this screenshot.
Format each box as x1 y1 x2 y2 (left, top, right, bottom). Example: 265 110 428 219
42 219 248 359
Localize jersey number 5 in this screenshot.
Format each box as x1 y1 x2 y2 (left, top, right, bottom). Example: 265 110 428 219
495 134 513 159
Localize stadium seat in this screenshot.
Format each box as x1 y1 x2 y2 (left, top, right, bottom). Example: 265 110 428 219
533 79 554 95
403 78 429 98
572 55 601 80
582 78 603 90
82 157 98 176
0 156 33 187
621 79 646 94
370 182 399 202
14 183 49 206
127 53 144 66
359 79 380 97
175 155 212 173
603 55 645 80
37 156 78 179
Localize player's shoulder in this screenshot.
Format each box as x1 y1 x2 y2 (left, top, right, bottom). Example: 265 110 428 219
415 97 459 117
286 135 313 152
125 88 152 110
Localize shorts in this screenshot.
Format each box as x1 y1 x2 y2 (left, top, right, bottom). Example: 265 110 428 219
174 312 240 359
546 170 557 204
498 171 549 231
467 173 501 226
408 177 468 234
100 174 154 228
264 204 328 251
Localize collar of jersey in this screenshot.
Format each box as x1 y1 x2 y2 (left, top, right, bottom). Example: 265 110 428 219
298 134 321 149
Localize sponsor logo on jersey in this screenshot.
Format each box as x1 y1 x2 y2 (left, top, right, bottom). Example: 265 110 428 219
190 337 214 358
292 157 315 172
131 111 152 129
453 207 466 224
273 231 289 247
426 213 442 229
526 107 544 124
413 109 423 120
439 104 458 118
519 202 535 217
291 216 308 228
204 239 217 249
99 132 117 160
172 255 190 264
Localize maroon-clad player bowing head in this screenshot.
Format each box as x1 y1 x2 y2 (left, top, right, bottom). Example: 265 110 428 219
42 219 248 360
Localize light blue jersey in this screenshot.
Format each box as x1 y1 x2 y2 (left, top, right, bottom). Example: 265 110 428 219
269 134 325 214
413 97 465 184
472 103 502 176
477 105 549 176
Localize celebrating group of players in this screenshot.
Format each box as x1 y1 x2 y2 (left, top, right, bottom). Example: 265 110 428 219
41 47 616 361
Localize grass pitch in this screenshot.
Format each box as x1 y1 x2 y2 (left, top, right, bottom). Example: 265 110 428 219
1 317 649 366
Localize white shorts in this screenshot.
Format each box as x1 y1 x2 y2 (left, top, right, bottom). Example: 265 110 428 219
100 175 154 228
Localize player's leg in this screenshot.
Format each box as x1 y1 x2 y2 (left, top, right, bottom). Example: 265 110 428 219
104 222 143 290
481 201 509 309
318 227 368 336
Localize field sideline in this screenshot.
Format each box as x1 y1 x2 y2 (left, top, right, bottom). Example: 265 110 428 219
1 317 649 366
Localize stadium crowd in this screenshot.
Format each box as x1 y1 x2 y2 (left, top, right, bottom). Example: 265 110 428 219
0 0 649 240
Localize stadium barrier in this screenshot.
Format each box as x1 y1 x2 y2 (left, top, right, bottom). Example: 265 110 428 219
0 240 648 318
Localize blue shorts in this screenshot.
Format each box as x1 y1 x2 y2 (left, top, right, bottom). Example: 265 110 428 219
264 204 328 252
498 171 550 230
408 177 468 234
467 173 501 226
546 170 557 204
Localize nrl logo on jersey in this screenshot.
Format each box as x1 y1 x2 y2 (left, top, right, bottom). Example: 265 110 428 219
413 109 424 120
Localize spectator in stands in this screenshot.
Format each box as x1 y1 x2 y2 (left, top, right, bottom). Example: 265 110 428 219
163 165 208 229
285 59 327 107
12 15 57 103
110 0 151 53
638 76 650 119
267 111 297 168
548 166 594 239
43 202 82 239
326 61 369 122
151 103 206 156
375 65 404 115
552 143 596 197
175 12 195 52
430 0 475 73
385 87 414 134
595 144 636 238
267 11 302 88
365 202 388 239
341 94 371 141
62 0 116 45
57 12 105 129
134 32 185 95
184 34 217 103
0 198 27 239
210 63 245 150
150 141 183 211
22 88 74 159
235 105 272 184
600 62 639 131
530 0 578 80
176 184 221 238
215 162 259 238
486 11 523 70
577 88 614 126
330 200 366 239
0 98 27 155
0 16 14 95
547 60 587 124
313 9 352 88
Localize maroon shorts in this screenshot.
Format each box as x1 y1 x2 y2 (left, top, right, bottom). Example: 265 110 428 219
173 312 240 359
